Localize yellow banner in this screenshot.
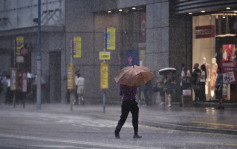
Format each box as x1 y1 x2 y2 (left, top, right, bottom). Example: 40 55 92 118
100 62 109 89
107 27 116 50
99 51 111 60
10 68 18 90
16 36 24 56
73 36 81 58
67 64 75 90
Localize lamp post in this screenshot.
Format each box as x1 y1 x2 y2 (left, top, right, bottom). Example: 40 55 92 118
36 0 41 110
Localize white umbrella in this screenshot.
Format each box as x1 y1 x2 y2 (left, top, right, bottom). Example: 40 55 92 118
159 67 176 75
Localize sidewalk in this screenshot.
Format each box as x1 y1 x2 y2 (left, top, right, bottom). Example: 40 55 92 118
1 103 237 135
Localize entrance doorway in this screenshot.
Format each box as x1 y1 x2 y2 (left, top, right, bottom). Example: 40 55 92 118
49 51 61 103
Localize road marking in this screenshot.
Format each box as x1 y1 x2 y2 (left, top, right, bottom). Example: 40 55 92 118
29 145 85 148
0 133 156 149
193 121 236 127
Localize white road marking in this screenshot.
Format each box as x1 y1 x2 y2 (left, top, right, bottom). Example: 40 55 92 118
0 133 157 149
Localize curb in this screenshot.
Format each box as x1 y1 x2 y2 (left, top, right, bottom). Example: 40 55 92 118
141 120 237 135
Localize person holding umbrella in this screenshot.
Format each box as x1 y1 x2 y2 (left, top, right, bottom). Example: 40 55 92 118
114 65 154 139
158 67 177 107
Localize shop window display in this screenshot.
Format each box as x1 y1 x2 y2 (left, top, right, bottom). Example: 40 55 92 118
193 13 237 102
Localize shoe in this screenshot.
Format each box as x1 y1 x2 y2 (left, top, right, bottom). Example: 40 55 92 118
114 130 120 139
133 134 142 139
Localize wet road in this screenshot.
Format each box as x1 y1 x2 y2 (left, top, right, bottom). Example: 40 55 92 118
0 108 237 149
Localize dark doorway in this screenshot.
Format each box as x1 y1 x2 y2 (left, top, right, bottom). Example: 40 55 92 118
49 51 61 103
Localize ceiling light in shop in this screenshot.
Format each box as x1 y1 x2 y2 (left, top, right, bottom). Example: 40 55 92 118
201 10 205 13
132 7 136 10
188 12 192 15
119 9 122 12
226 7 231 10
108 10 111 13
216 34 236 37
223 15 226 18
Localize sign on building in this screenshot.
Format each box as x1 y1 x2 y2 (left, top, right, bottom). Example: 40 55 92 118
16 36 24 56
99 51 111 60
73 36 81 58
67 64 75 90
195 25 215 39
106 27 116 50
10 68 18 90
100 62 109 89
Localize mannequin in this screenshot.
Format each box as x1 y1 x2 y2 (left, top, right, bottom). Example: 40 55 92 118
210 58 218 97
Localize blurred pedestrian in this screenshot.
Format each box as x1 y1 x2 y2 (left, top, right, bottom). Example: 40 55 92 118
191 63 201 102
180 67 191 106
200 64 206 101
164 72 176 107
215 67 224 109
5 75 12 104
144 80 152 106
115 84 142 139
75 73 85 105
156 75 166 106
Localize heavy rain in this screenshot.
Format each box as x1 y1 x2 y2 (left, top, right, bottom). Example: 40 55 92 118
0 0 237 148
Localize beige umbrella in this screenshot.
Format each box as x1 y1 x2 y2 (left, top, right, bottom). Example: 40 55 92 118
114 65 155 86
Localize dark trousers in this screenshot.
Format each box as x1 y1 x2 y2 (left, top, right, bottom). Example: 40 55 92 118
115 100 139 134
199 82 206 101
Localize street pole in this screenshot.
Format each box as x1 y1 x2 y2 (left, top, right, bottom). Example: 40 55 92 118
13 40 16 108
36 0 41 110
70 40 73 111
103 28 107 113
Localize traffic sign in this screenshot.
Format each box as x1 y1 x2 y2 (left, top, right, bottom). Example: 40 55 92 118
99 51 111 60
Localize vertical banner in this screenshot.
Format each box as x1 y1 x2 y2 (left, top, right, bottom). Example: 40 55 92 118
10 68 18 90
106 27 116 50
21 70 28 92
16 36 24 56
222 44 235 61
73 36 81 58
100 62 109 89
140 13 146 42
126 50 139 66
67 64 75 90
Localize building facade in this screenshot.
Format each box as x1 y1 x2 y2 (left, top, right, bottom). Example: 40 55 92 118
0 0 236 104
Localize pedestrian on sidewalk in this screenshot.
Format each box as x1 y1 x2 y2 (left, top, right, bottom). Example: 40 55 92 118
191 63 201 102
114 84 142 139
75 73 85 105
215 67 224 109
164 72 176 107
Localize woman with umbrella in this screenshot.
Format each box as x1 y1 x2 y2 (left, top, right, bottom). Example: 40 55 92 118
159 68 177 107
114 65 154 139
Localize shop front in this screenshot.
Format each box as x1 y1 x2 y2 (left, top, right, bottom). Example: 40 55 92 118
192 13 237 102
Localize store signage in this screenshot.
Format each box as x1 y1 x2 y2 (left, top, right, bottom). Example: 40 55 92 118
16 56 24 63
21 70 27 92
183 89 192 96
73 36 81 58
220 61 237 84
195 25 215 38
140 13 146 42
67 64 75 90
100 62 109 89
99 51 110 60
223 72 235 84
222 44 235 61
16 36 24 56
106 27 116 50
10 68 18 90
